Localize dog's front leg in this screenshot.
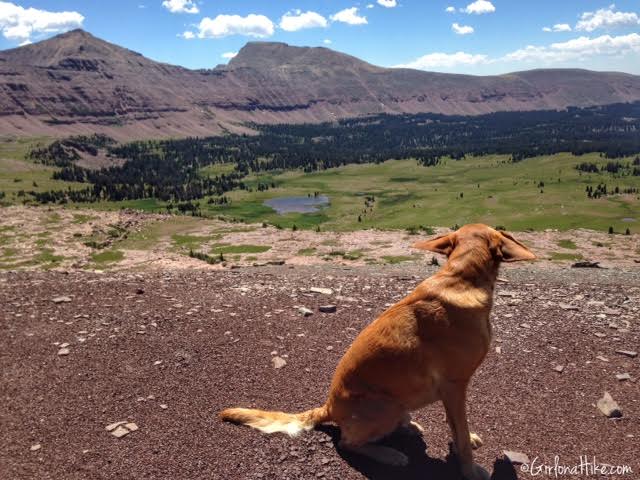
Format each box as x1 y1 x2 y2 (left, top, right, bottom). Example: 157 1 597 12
441 382 489 480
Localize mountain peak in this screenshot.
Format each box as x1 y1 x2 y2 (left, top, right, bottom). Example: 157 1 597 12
0 28 144 68
228 41 380 72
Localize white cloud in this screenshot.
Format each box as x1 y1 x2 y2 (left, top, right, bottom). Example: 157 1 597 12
395 51 489 70
366 4 374 9
377 0 397 8
279 10 327 32
161 0 198 14
330 7 367 25
196 14 275 38
452 22 474 35
179 30 195 39
445 6 456 13
221 51 237 59
543 23 572 33
503 33 640 63
576 5 639 32
323 38 332 45
0 1 84 44
463 0 495 15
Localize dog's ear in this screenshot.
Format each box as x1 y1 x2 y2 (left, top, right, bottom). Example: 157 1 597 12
412 233 456 256
499 232 536 262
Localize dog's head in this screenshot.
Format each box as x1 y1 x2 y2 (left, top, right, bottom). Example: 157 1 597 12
412 224 536 263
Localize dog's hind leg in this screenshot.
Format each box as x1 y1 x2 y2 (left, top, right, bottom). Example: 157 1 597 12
336 398 409 466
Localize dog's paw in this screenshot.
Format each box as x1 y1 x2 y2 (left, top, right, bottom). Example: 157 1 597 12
461 463 490 480
469 432 483 450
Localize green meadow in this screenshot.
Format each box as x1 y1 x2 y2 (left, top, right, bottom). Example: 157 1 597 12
201 153 640 232
1 136 638 233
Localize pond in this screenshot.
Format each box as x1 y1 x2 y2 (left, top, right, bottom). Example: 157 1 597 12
264 195 329 214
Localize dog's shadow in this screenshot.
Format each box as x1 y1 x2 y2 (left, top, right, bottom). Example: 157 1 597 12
316 425 518 480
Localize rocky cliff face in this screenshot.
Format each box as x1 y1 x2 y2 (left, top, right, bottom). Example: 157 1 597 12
1 29 640 140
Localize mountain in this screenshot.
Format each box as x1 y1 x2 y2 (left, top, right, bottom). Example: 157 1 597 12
2 29 640 140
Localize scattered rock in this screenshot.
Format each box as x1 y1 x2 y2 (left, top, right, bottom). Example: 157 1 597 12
497 291 517 297
319 305 337 313
111 426 130 438
310 287 333 295
57 348 70 356
596 356 609 362
105 421 127 432
52 296 72 303
107 421 138 438
571 261 601 268
495 346 502 354
267 260 285 266
271 356 287 369
30 444 41 452
503 450 530 465
136 288 145 295
616 373 631 381
616 350 638 358
160 404 168 409
553 365 565 373
298 307 314 317
597 392 622 418
593 332 606 338
326 345 334 351
559 303 579 311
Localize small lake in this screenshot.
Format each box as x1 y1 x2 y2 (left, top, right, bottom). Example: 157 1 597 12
264 195 329 214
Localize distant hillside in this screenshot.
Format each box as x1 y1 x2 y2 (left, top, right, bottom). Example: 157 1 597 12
1 29 640 140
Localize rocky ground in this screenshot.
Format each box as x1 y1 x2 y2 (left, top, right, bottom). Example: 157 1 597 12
1 206 638 272
1 263 639 480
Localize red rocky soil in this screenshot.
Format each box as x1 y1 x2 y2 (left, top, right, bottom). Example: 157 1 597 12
1 264 638 479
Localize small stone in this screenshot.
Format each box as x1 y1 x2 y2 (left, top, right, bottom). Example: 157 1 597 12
271 356 287 369
124 422 138 432
52 296 72 303
57 348 70 356
554 365 565 373
498 291 516 297
111 426 130 438
597 392 622 418
310 287 333 295
319 305 337 313
616 373 631 381
559 303 579 311
603 308 620 316
503 451 530 465
298 307 314 317
153 360 162 366
59 342 70 348
326 346 334 351
495 346 502 354
30 444 41 452
596 356 609 362
105 421 127 432
160 404 168 409
136 288 145 295
593 332 606 338
616 350 638 358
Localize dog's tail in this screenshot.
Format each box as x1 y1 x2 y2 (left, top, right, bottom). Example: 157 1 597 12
219 404 330 437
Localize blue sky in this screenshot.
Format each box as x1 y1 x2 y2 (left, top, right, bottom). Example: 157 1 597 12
1 1 639 74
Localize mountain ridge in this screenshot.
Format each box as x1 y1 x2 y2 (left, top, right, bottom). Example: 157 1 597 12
1 29 640 140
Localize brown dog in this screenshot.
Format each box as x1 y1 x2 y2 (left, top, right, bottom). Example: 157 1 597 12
220 224 535 479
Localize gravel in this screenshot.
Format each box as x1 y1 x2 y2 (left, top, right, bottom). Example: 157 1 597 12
1 264 639 479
